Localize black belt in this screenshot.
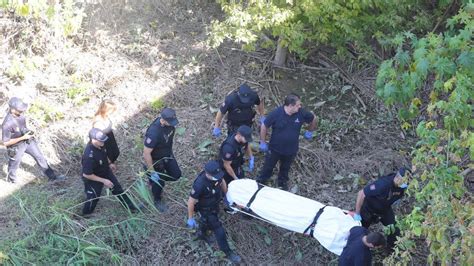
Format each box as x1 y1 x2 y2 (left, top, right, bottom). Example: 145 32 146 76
303 206 326 238
244 183 264 212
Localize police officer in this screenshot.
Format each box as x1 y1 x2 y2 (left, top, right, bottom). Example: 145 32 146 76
353 168 408 248
339 226 386 266
186 160 242 263
82 128 137 216
143 107 182 212
2 97 62 183
213 84 265 137
257 93 316 190
219 125 254 185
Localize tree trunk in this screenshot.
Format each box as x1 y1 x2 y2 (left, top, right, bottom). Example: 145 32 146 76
273 37 288 67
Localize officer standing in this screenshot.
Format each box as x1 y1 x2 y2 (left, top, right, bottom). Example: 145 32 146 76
219 125 254 185
213 84 264 137
257 93 316 190
143 107 182 212
353 168 408 248
81 128 137 216
338 226 386 266
2 97 63 183
186 160 242 263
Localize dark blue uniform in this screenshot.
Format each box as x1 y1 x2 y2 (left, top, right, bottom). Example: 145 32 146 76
2 112 56 182
339 226 372 266
219 134 247 184
220 91 260 135
81 142 135 215
257 106 314 188
361 173 405 247
144 117 182 201
190 171 232 254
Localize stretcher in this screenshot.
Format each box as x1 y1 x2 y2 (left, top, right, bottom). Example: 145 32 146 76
226 179 360 255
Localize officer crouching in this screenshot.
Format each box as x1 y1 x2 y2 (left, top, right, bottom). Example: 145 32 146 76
186 160 242 263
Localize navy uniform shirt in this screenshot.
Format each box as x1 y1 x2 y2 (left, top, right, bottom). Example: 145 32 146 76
339 226 371 266
190 172 223 210
220 134 247 168
363 173 406 213
264 106 314 155
220 91 260 125
82 142 110 178
2 113 28 144
144 117 175 160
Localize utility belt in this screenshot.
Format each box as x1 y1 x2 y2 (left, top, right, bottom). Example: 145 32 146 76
6 140 27 158
196 203 219 213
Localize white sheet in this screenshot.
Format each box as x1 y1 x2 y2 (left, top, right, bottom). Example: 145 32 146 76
226 179 360 255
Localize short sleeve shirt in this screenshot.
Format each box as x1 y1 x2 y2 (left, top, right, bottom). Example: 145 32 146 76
190 172 223 209
220 135 247 166
144 118 175 159
338 226 371 266
219 92 261 114
264 106 314 155
363 173 405 212
2 113 27 143
82 142 110 178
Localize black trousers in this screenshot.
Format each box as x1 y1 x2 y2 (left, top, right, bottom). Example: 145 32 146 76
360 202 400 248
6 140 56 182
222 163 244 185
82 170 135 215
257 149 295 186
149 155 182 201
198 210 231 254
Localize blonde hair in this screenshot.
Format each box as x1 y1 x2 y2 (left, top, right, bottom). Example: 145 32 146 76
93 100 117 122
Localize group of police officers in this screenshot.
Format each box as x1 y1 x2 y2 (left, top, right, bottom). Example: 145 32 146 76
2 88 409 265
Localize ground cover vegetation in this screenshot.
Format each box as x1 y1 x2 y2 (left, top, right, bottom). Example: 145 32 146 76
0 0 472 264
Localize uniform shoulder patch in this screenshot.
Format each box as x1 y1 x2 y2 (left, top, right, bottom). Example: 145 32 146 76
191 188 195 194
88 151 93 158
225 153 232 159
370 184 376 190
146 137 152 144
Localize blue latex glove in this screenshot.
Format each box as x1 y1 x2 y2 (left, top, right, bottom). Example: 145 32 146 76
187 218 197 229
259 116 266 124
304 130 313 140
212 127 221 137
353 213 362 221
392 199 401 206
149 172 160 184
249 156 255 171
259 141 268 152
400 183 408 189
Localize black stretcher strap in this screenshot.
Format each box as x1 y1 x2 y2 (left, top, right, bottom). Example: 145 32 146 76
245 183 265 210
303 206 327 238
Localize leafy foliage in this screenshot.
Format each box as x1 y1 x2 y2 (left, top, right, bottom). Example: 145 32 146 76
376 6 473 265
210 0 453 59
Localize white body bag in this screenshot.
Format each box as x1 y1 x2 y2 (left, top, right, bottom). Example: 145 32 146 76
226 179 360 255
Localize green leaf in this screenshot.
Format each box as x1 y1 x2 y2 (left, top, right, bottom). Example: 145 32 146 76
256 225 268 234
175 127 186 136
295 250 303 261
264 235 272 245
197 139 213 151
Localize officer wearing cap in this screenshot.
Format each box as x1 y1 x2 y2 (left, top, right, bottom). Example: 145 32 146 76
213 84 265 137
353 168 409 248
219 125 254 185
338 226 386 266
257 93 317 190
81 128 137 216
2 97 62 183
143 107 182 212
186 160 242 263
